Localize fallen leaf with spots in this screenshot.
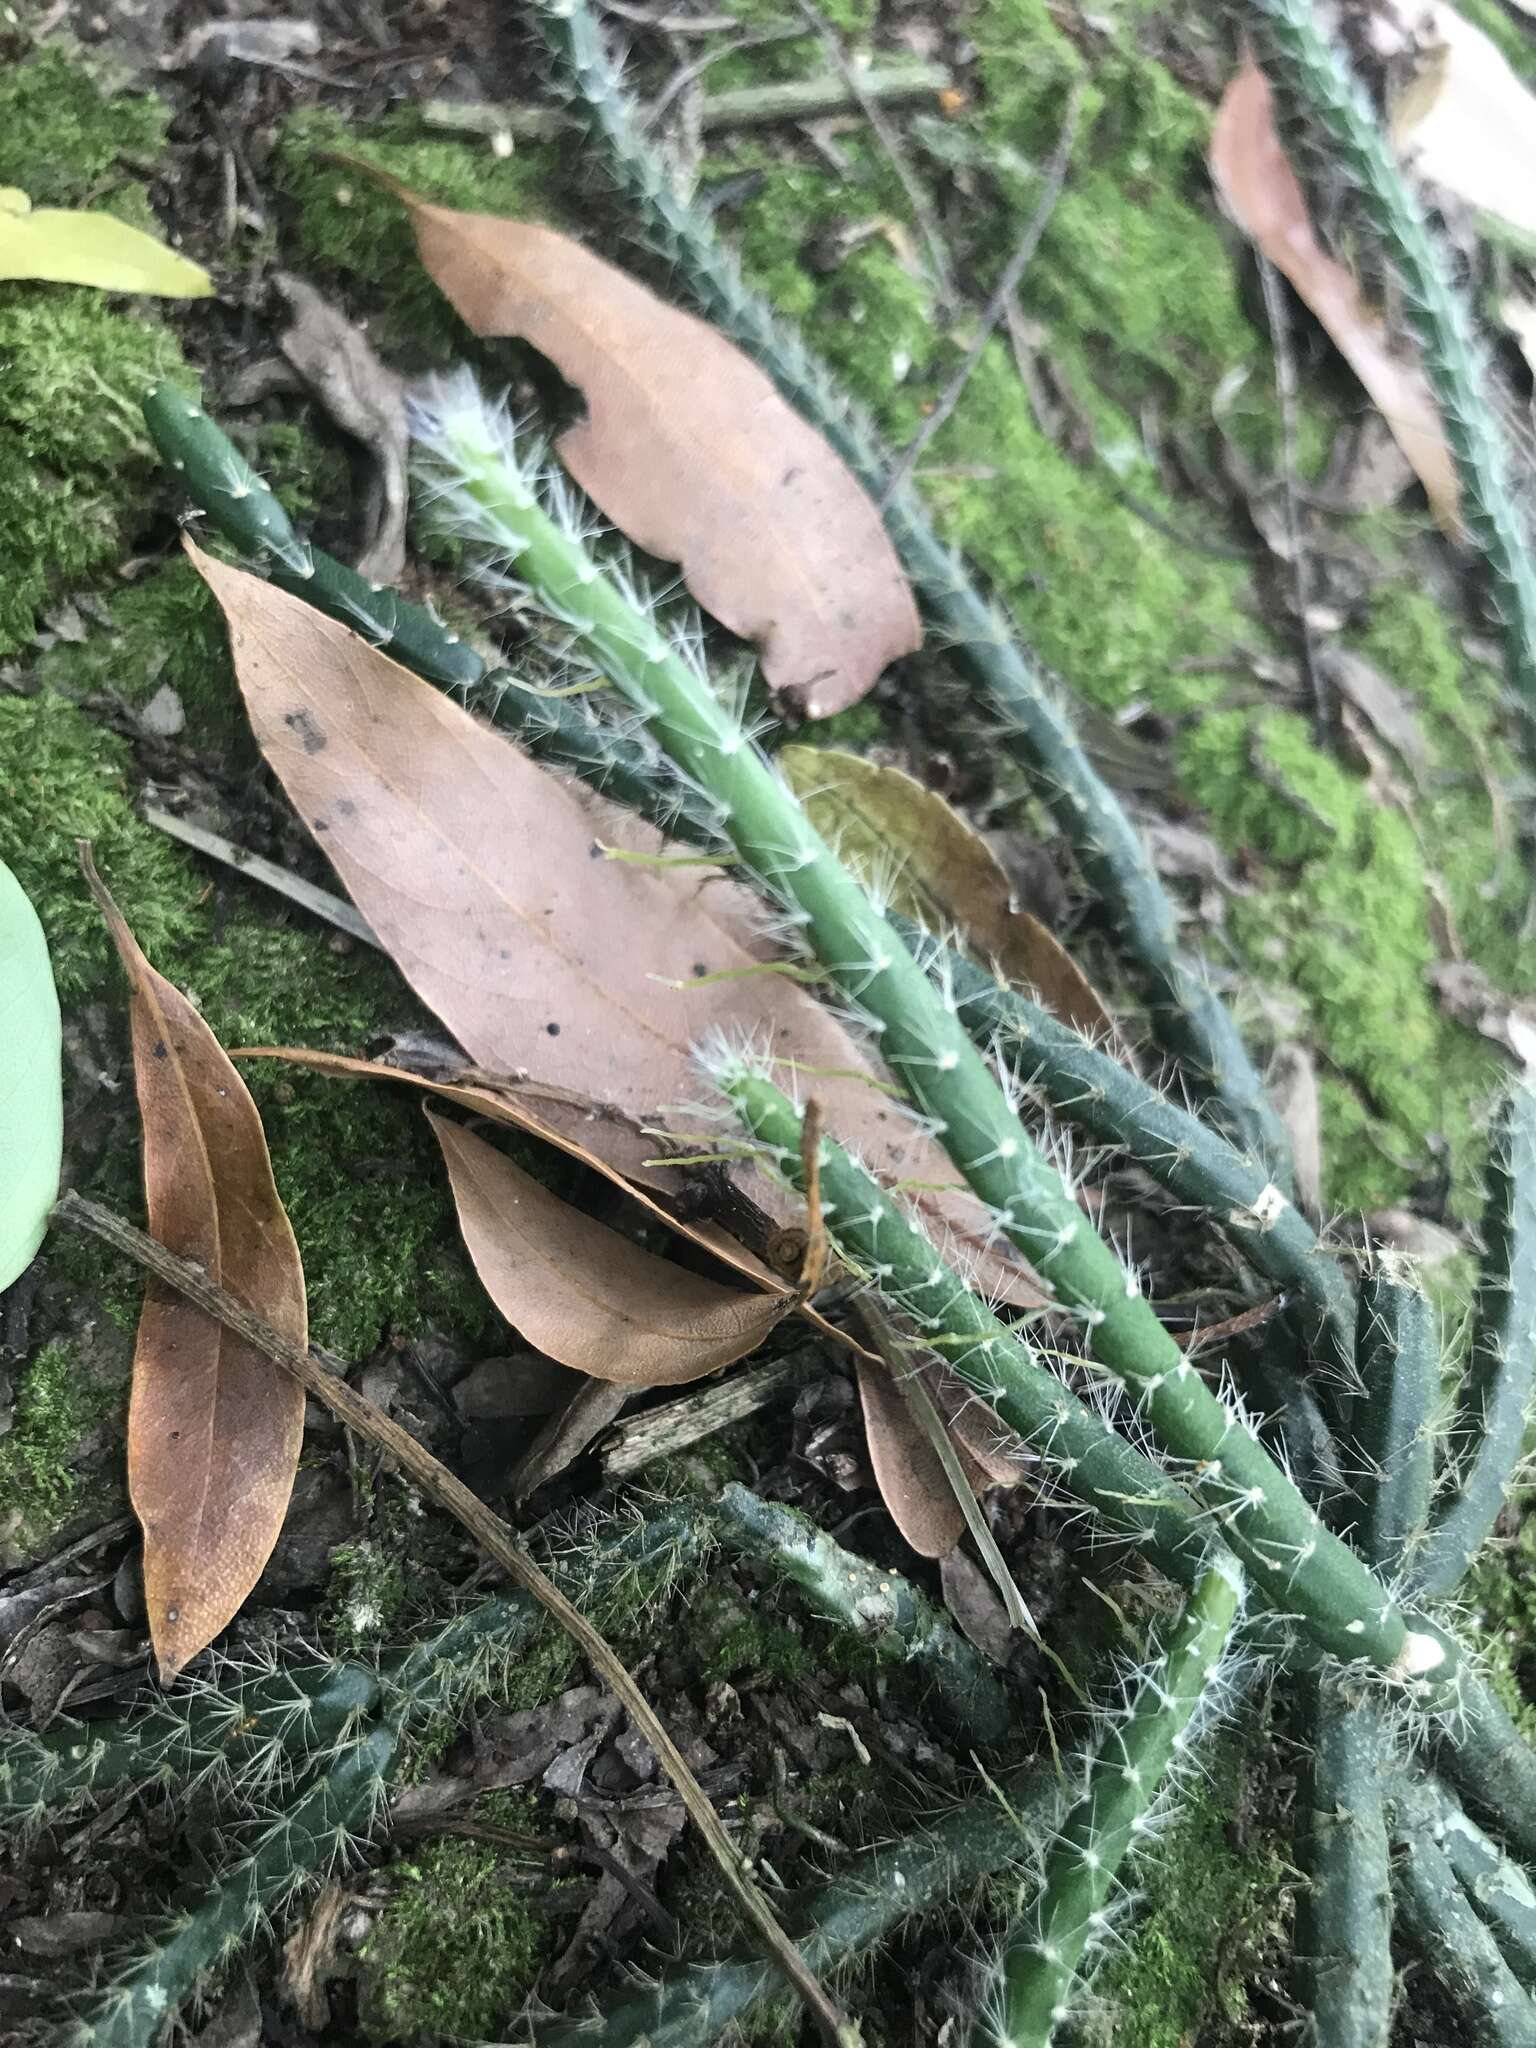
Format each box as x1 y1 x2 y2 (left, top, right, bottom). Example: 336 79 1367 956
190 544 1041 1311
81 851 306 1681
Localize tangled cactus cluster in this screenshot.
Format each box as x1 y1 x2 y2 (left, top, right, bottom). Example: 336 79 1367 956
111 0 1536 2039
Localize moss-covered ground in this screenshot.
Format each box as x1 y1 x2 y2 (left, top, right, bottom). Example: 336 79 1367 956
3 2 1535 2042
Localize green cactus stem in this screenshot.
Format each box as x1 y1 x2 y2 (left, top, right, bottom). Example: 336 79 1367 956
1293 1677 1394 2048
1414 1082 1536 1600
416 384 1436 1679
65 1724 396 2048
1350 1264 1435 1567
0 1654 379 1828
713 1057 1438 1678
713 1482 1011 1743
908 924 1355 1374
986 1556 1243 2047
1400 1777 1536 1990
140 385 718 845
518 0 1291 1181
1245 0 1536 726
1389 1810 1536 2047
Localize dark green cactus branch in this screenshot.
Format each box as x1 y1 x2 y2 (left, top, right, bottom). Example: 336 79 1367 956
0 1655 379 1828
534 1763 1060 2048
907 924 1355 1373
1245 0 1536 725
522 0 1291 1180
1293 1676 1394 2048
987 1556 1243 2047
1389 1813 1536 2047
140 385 720 847
1400 1777 1536 1990
714 1483 1011 1744
65 1725 396 2048
1350 1265 1435 1568
1414 1082 1536 1600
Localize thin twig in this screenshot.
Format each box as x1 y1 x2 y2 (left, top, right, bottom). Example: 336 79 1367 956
603 1350 822 1476
51 1189 861 2048
143 806 377 945
883 86 1084 505
417 62 952 143
1256 253 1332 747
789 0 957 315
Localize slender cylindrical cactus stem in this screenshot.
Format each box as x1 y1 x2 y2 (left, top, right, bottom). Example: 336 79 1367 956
64 1724 396 2048
0 1655 379 1827
1414 1083 1536 1600
985 1557 1243 2047
141 385 718 845
714 1482 1011 1743
1434 1671 1536 1872
1400 1777 1536 1990
520 0 1290 1179
713 1059 1435 1676
1350 1263 1436 1568
416 383 1431 1678
1246 0 1536 722
1293 1677 1394 2047
1389 1806 1536 2047
910 924 1355 1371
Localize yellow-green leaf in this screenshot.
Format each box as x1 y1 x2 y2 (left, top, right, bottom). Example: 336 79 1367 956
0 857 63 1291
779 746 1119 1043
0 188 213 297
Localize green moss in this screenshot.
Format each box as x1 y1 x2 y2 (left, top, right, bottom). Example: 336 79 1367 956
0 46 168 209
357 1793 557 2042
0 292 187 655
0 1340 123 1554
1464 1519 1536 1747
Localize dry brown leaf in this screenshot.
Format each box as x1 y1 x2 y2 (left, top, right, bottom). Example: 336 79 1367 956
430 1114 788 1386
854 1353 970 1559
779 746 1118 1042
82 855 305 1681
192 547 1041 1310
353 167 919 716
1210 61 1461 535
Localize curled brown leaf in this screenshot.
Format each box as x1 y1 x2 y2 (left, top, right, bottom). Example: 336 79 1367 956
81 850 305 1681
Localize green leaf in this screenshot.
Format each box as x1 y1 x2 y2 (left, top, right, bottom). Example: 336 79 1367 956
0 187 213 297
0 857 63 1290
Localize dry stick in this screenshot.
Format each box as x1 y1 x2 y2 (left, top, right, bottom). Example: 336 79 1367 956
51 1190 859 2048
417 62 953 143
790 0 957 317
882 86 1084 507
1255 254 1331 749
